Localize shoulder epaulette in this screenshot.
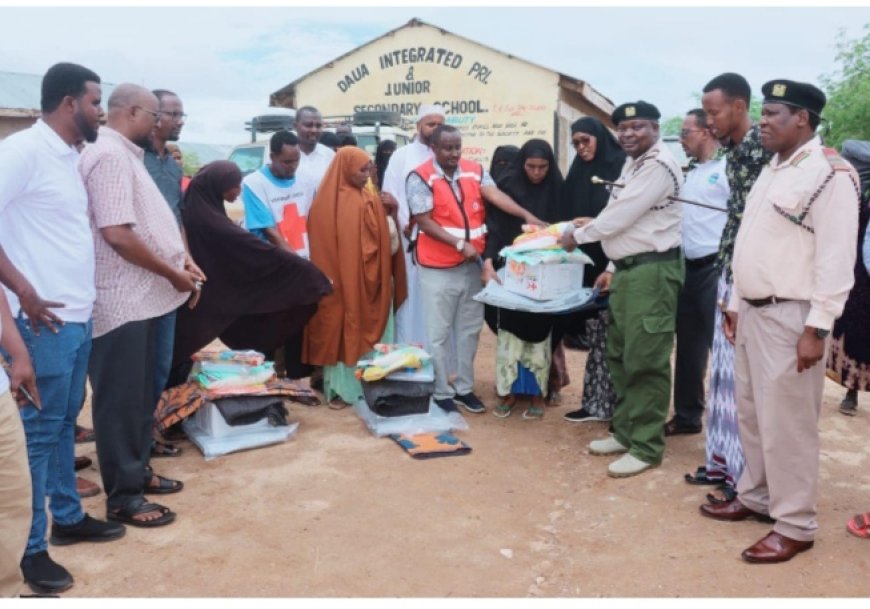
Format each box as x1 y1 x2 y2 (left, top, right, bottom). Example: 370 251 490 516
790 150 812 167
823 147 856 174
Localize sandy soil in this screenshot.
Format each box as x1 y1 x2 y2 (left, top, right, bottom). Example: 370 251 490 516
63 329 870 597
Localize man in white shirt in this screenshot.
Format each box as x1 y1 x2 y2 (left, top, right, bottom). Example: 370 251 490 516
668 109 729 436
242 129 315 379
294 106 335 190
381 104 445 347
243 130 314 258
0 62 124 595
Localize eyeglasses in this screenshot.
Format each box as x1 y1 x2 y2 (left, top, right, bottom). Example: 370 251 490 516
135 106 161 122
680 128 707 138
160 111 187 122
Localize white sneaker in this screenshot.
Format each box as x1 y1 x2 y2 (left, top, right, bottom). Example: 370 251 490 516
607 453 655 478
588 435 628 456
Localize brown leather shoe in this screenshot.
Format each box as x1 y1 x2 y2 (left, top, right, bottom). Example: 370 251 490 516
699 498 774 523
74 456 91 471
76 477 100 498
741 531 814 563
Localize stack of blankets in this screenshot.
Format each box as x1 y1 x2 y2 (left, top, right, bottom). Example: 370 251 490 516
154 349 318 435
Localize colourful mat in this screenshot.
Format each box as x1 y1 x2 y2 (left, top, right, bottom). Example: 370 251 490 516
390 432 472 459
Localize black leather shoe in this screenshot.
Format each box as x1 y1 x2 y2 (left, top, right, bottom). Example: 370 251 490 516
20 551 73 594
664 417 702 436
49 513 126 546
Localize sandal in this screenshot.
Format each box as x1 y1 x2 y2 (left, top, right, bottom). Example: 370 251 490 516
151 440 183 458
522 406 544 420
328 399 351 411
108 499 176 528
492 403 513 419
161 424 187 442
684 466 726 486
706 484 737 505
144 466 184 495
847 513 870 539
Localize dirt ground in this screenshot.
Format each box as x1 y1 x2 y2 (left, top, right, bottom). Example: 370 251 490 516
63 329 870 598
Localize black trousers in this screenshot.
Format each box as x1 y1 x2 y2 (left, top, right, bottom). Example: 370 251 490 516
89 318 157 512
672 257 719 425
282 330 313 380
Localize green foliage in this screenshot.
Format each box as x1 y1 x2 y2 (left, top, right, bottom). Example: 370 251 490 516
748 96 762 122
660 115 683 137
182 151 201 178
821 24 870 149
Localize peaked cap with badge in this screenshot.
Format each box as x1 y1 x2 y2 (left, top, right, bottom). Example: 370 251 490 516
761 79 826 117
611 101 661 125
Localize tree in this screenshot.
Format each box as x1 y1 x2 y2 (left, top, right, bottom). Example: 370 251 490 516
661 115 683 137
821 24 870 149
182 151 201 178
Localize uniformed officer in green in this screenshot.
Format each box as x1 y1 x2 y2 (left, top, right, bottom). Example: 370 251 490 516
561 101 683 477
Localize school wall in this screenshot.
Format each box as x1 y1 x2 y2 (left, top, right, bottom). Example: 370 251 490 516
278 22 563 171
0 115 37 140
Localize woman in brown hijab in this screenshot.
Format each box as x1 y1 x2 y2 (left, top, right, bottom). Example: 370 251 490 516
304 147 407 404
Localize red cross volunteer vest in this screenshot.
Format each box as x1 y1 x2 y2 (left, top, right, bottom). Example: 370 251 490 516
413 158 487 268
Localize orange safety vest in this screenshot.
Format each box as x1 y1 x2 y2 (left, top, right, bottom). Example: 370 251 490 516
413 158 487 268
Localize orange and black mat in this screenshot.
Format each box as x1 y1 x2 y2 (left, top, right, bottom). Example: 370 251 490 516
389 432 472 459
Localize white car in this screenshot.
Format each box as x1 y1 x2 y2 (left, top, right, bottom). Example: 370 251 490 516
228 110 412 176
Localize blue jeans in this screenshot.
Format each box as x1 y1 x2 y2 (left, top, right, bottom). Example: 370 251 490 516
152 310 176 405
14 318 92 555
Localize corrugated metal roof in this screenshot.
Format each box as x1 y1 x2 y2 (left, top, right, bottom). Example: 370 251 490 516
0 71 43 111
0 70 116 113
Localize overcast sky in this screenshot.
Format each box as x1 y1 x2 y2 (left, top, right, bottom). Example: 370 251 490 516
1 5 867 147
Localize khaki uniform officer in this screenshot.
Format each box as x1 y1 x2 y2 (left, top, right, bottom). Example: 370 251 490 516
562 101 683 478
702 79 860 564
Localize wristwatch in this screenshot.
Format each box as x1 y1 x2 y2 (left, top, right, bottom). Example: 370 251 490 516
455 238 466 252
814 327 830 340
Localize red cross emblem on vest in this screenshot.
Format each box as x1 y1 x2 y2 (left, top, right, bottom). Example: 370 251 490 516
278 203 307 252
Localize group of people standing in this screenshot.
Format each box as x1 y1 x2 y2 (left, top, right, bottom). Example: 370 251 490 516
0 60 867 598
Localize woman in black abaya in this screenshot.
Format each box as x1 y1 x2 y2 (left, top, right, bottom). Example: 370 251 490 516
168 161 332 385
482 139 563 420
561 117 626 423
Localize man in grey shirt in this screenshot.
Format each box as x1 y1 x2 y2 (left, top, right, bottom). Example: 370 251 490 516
143 89 203 459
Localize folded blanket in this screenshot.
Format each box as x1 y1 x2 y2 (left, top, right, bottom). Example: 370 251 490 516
390 431 472 459
213 396 288 427
155 379 318 434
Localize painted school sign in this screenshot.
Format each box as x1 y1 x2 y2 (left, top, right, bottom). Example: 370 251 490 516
270 18 614 172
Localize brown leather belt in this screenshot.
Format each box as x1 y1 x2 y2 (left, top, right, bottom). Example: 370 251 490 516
743 296 795 308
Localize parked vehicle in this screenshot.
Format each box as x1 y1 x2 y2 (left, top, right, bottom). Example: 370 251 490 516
228 110 412 176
